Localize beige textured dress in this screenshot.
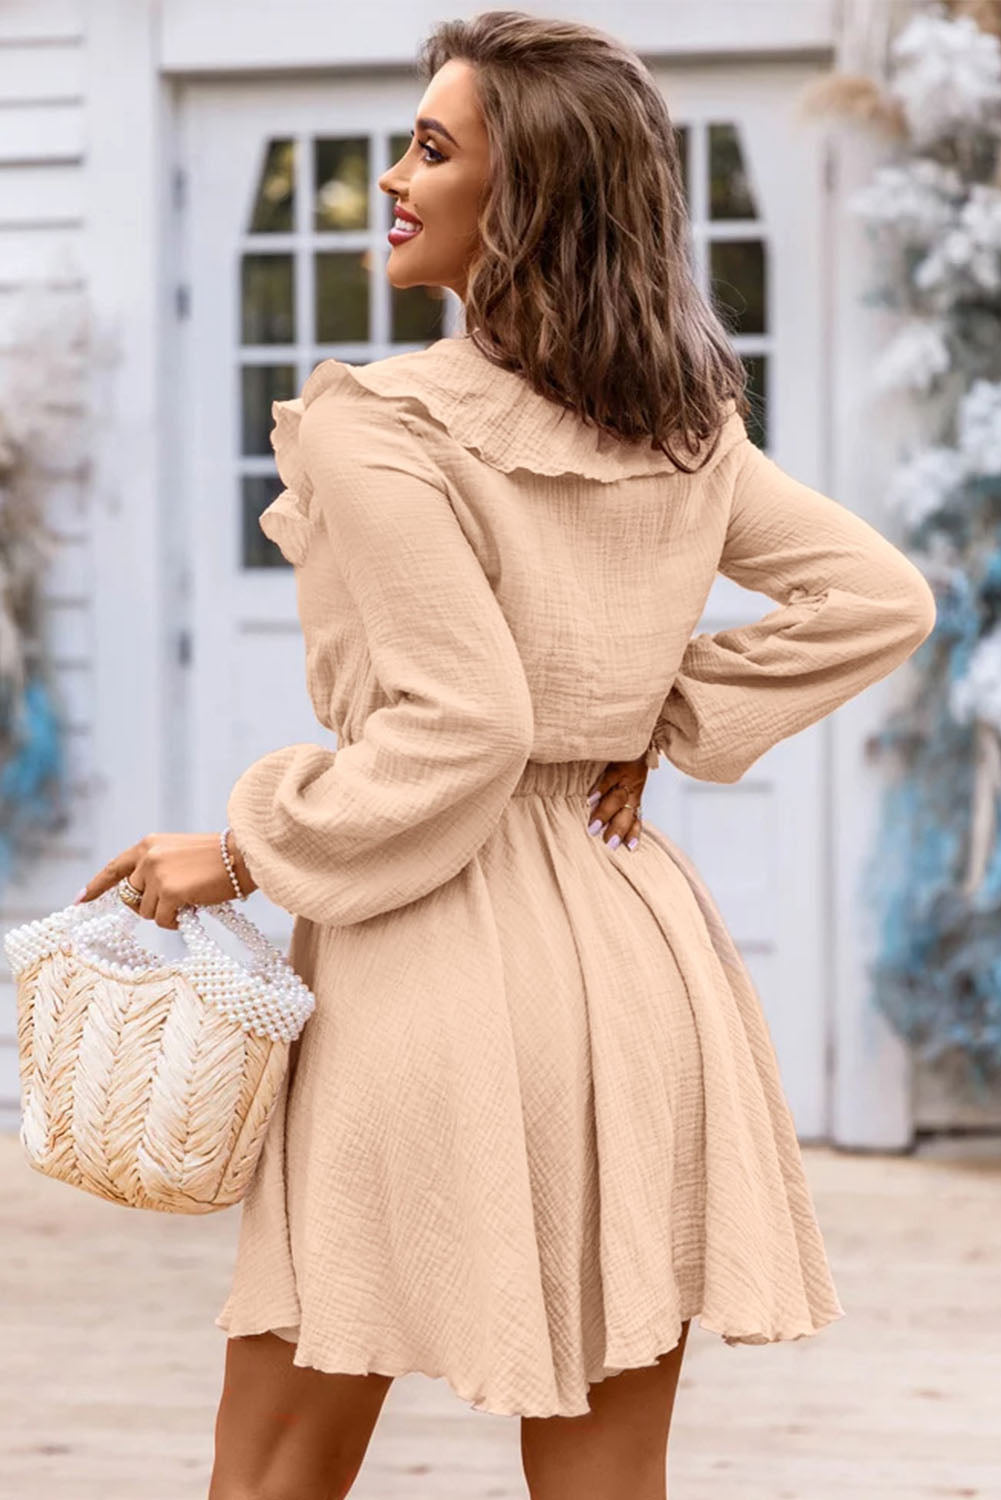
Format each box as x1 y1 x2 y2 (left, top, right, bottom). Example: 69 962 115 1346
215 334 937 1418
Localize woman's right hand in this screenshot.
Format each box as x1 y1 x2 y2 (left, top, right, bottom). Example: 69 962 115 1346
585 756 650 851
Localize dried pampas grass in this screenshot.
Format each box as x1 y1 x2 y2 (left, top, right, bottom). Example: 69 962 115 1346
944 0 1001 43
796 72 909 135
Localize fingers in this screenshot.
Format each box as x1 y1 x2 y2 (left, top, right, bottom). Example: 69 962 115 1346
76 842 145 904
585 774 644 850
593 801 641 850
135 872 179 929
139 885 158 921
77 862 129 903
73 834 214 928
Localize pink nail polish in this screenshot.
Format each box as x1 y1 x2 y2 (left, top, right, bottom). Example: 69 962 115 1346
73 887 87 903
627 837 639 851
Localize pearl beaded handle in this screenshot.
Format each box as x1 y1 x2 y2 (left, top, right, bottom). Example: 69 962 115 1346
59 887 279 975
65 900 168 970
3 885 316 1043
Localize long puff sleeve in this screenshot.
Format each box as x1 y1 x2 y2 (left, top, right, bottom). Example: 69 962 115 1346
649 436 937 784
226 387 535 926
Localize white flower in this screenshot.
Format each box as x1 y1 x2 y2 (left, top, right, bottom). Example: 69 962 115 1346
848 158 964 244
890 11 1001 147
950 625 1001 731
870 318 951 394
957 378 1001 474
885 444 968 530
914 183 1001 292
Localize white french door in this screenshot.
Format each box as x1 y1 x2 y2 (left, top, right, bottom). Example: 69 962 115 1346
177 61 832 1133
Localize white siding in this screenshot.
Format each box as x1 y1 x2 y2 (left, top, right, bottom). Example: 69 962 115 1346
0 0 91 1128
159 0 840 73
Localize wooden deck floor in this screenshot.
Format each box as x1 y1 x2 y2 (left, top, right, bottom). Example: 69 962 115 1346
1 1131 999 1500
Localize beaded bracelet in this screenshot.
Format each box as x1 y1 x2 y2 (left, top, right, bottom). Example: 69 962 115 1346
220 826 249 901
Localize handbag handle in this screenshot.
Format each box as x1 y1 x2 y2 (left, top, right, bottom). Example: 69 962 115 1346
64 884 291 978
31 884 317 1042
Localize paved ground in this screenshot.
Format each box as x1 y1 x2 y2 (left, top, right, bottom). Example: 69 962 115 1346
1 1130 999 1500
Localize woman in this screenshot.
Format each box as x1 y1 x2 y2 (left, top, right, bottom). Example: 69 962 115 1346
77 12 936 1499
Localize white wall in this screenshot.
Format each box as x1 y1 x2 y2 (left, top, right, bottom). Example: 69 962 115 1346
0 0 93 1128
158 0 840 72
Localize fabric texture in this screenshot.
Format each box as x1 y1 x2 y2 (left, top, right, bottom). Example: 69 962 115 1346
215 333 937 1418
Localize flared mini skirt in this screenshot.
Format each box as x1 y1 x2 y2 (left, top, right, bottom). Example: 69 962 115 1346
215 757 845 1418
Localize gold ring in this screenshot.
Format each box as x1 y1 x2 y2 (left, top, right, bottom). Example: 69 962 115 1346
118 876 142 909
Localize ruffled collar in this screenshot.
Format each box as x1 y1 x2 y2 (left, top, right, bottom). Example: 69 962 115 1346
307 335 742 483
260 335 743 565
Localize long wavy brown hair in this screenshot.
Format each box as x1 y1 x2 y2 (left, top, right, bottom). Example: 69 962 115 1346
416 10 752 474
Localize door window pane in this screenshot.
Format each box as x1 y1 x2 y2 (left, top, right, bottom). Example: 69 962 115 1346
741 354 768 450
241 364 296 456
674 123 689 208
248 138 295 233
388 131 412 176
708 123 757 220
314 138 369 230
315 252 369 341
709 239 766 336
241 254 295 344
392 284 447 343
242 475 288 568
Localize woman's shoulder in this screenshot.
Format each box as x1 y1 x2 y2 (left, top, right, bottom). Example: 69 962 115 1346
260 347 457 566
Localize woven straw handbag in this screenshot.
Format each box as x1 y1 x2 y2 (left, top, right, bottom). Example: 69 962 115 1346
3 880 316 1214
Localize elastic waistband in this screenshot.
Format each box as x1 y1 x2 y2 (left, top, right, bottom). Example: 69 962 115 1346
511 758 610 797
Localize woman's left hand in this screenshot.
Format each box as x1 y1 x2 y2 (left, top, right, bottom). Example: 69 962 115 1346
586 756 649 850
73 832 255 930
